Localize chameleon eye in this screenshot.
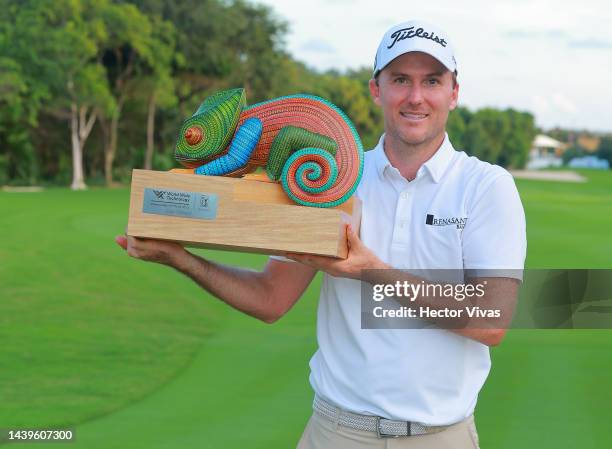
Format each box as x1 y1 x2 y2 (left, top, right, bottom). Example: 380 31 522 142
184 126 204 146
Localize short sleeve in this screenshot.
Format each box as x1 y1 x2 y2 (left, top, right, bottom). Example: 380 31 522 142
462 173 526 277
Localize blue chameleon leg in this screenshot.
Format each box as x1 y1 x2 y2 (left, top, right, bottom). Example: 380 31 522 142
195 118 263 175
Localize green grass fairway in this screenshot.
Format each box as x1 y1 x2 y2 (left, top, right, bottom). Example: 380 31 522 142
518 169 612 268
1 169 611 448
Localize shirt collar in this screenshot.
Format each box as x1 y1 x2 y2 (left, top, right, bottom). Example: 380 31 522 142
373 133 455 183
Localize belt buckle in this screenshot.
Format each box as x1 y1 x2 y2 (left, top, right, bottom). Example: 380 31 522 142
376 417 403 438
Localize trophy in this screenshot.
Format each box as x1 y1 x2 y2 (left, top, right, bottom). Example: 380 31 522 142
127 88 363 257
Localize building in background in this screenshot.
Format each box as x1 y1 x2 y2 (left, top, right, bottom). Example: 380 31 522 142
527 134 568 169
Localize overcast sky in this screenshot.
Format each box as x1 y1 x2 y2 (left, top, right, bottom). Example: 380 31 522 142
258 0 612 133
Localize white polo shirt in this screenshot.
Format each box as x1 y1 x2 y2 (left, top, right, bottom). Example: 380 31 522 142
275 134 526 425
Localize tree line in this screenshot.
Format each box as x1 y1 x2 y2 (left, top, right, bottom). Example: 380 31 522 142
0 0 537 188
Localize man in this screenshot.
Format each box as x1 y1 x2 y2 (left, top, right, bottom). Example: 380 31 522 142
116 20 526 449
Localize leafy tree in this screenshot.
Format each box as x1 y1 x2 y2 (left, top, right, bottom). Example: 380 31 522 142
0 2 48 185
219 1 287 101
562 145 587 165
462 108 534 168
0 0 115 189
51 0 115 190
123 0 291 170
464 117 492 161
0 0 544 185
0 56 32 184
141 16 177 170
596 136 612 168
96 1 158 185
500 109 535 169
464 109 506 163
447 106 471 150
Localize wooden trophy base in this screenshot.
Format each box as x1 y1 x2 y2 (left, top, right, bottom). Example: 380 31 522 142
127 169 361 258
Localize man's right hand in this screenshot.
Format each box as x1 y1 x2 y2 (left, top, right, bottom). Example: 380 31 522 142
115 234 186 266
114 233 317 323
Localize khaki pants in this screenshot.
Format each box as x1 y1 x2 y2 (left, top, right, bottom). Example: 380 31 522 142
296 411 481 449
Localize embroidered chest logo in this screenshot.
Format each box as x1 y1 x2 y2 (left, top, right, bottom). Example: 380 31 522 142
426 214 467 230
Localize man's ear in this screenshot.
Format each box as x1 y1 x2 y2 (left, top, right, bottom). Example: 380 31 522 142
369 78 382 107
449 81 459 111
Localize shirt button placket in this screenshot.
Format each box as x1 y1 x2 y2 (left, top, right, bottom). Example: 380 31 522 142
392 188 413 246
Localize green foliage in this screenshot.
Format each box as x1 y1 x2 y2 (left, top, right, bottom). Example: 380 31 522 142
0 154 7 185
0 0 542 185
450 106 536 168
500 109 536 168
0 57 34 184
0 14 46 184
329 69 383 150
596 136 612 168
447 106 470 149
0 57 27 122
152 150 176 171
562 145 587 165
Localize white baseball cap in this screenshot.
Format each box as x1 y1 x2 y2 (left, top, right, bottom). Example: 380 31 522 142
373 20 457 77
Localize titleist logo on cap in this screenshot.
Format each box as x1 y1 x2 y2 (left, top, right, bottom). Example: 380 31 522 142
387 26 447 49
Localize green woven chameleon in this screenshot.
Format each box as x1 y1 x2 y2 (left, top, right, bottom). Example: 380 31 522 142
174 88 363 208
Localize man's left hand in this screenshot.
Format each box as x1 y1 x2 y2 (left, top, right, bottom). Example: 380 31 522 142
286 224 388 279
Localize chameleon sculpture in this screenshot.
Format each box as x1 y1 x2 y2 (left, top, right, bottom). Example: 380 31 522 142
174 88 363 208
